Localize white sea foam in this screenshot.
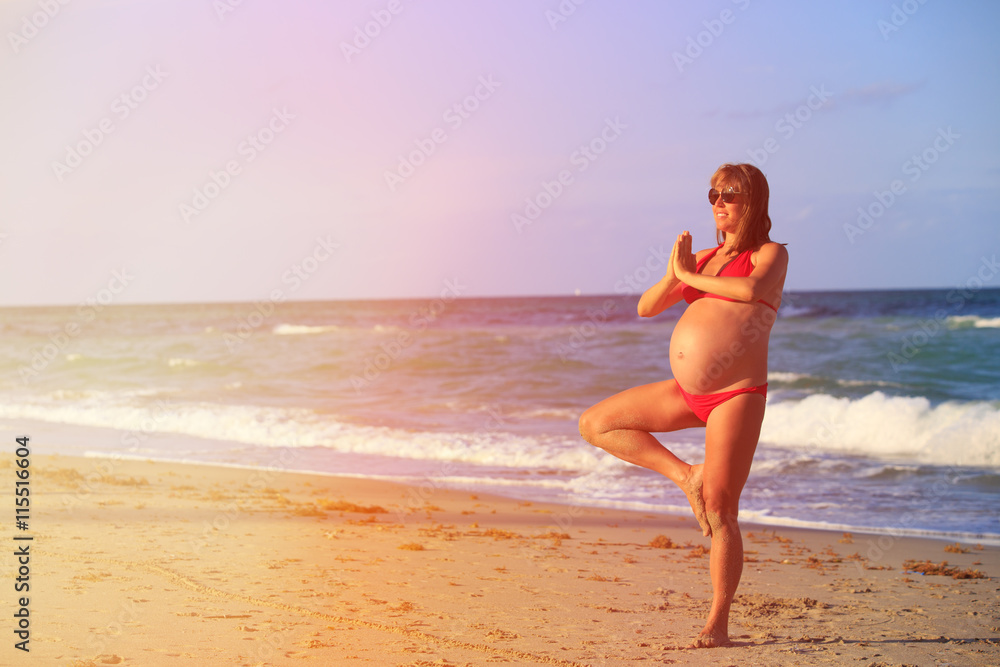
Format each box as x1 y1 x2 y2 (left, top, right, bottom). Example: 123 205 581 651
272 323 340 335
767 371 899 388
4 387 996 470
0 395 615 473
732 510 1000 546
510 408 582 421
761 392 1000 467
835 378 899 388
948 315 1000 329
777 304 814 317
767 371 809 383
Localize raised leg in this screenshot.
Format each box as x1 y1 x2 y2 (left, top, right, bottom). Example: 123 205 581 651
578 379 712 535
688 391 765 649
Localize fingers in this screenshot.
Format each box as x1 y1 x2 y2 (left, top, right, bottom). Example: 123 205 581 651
672 232 695 277
676 232 692 260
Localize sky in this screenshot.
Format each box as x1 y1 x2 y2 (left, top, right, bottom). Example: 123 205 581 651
1 0 999 306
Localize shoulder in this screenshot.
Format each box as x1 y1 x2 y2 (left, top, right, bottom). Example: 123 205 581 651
756 242 788 260
751 242 788 268
695 245 721 260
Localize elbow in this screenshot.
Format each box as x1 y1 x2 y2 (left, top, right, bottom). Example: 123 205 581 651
637 299 661 318
739 280 761 304
636 296 655 318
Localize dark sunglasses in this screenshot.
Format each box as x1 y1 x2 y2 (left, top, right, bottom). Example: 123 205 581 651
708 188 742 205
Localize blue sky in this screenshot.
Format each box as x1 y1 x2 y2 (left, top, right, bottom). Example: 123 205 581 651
1 0 998 305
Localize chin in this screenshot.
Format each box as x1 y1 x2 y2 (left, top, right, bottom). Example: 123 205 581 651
715 220 737 234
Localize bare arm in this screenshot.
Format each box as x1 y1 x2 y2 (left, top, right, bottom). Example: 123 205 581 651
637 273 682 318
673 232 788 304
637 242 711 317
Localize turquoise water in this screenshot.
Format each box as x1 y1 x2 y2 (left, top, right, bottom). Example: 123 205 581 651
1 289 998 542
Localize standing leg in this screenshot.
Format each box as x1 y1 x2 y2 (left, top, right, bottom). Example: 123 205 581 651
689 391 765 648
579 379 712 535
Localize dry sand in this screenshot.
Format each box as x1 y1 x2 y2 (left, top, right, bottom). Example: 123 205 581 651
3 453 998 666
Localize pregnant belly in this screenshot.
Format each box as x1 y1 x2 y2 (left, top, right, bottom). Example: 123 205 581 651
669 300 771 393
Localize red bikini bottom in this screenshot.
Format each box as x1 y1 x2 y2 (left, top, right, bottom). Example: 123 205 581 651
676 382 768 422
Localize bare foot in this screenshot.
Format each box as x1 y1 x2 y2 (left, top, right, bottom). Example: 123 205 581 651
687 628 731 649
681 464 711 537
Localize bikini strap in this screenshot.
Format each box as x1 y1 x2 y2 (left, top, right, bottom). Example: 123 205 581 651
694 244 724 274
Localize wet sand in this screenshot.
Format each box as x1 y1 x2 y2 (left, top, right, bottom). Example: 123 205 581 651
6 454 999 666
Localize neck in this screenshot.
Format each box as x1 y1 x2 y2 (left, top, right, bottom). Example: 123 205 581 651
720 234 741 253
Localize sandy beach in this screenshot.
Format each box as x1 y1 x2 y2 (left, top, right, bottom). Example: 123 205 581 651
4 452 998 666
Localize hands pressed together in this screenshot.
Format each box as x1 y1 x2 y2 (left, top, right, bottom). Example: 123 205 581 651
671 231 696 281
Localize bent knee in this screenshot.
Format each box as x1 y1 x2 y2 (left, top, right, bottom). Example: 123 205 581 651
578 407 603 444
702 488 740 524
706 509 738 534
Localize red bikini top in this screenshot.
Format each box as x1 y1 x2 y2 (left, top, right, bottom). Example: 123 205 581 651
681 244 778 312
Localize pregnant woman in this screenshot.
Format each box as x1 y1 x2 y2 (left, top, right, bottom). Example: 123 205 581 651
579 163 788 648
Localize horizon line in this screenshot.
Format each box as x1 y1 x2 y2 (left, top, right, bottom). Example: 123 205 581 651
2 285 998 310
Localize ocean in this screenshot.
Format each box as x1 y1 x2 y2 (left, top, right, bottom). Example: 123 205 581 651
2 288 999 544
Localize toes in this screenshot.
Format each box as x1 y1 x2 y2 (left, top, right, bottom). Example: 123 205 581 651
687 633 731 649
685 465 713 537
696 513 711 537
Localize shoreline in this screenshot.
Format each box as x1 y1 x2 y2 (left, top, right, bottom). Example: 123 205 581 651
6 452 998 665
78 449 1000 547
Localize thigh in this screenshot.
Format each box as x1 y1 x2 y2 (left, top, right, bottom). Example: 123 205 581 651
581 379 705 436
702 392 766 511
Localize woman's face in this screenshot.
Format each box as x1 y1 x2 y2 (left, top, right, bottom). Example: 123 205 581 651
711 180 745 233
